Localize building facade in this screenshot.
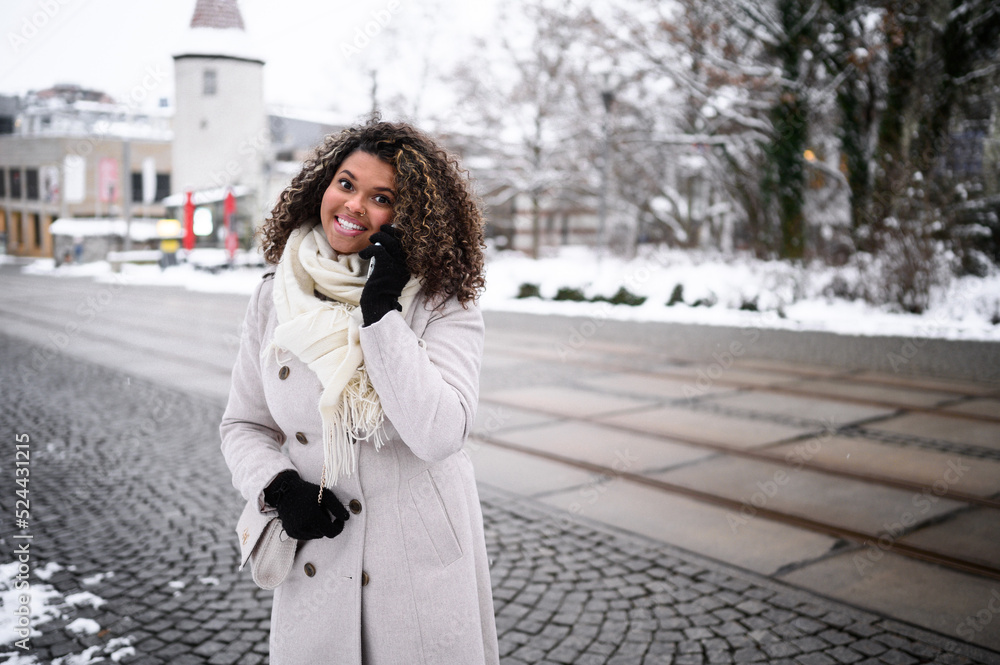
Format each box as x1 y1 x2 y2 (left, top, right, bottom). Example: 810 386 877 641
0 87 172 258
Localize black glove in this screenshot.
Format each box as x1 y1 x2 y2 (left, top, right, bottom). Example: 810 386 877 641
263 470 350 540
359 224 411 327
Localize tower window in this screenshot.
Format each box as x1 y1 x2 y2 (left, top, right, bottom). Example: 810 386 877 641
203 68 217 96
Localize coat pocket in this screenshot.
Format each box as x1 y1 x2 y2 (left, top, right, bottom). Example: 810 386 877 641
408 469 463 567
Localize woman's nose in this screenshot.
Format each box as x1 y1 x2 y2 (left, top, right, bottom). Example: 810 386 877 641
346 194 365 216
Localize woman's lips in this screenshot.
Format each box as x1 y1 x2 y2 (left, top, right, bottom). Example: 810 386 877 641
334 215 367 236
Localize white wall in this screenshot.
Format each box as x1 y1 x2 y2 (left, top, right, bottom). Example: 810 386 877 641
172 55 268 221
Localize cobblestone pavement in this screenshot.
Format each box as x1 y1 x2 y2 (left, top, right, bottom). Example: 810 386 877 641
1 333 998 665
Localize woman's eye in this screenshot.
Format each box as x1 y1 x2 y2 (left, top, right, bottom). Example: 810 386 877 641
374 195 392 206
338 179 353 190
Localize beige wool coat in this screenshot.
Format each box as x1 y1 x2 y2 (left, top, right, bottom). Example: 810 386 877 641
220 274 500 664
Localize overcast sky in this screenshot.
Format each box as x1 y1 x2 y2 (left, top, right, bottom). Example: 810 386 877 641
1 0 498 121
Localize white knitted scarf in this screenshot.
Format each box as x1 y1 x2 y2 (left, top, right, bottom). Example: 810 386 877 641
269 223 420 486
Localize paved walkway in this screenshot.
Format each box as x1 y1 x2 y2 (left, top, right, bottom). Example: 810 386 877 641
469 319 1000 654
2 333 999 664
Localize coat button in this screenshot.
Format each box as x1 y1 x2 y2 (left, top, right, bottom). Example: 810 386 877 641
361 571 369 587
278 366 290 380
349 499 362 514
304 563 316 577
295 432 308 444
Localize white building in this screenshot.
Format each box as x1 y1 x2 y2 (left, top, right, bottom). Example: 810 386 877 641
171 0 269 229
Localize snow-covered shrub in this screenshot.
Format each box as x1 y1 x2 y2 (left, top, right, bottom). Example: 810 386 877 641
516 283 541 299
822 274 858 300
667 284 684 306
594 287 646 307
690 293 718 307
857 224 953 314
553 287 587 301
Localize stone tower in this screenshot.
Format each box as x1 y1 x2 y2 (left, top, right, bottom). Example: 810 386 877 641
172 0 267 219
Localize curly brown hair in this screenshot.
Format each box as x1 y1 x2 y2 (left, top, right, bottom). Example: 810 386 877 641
258 119 486 304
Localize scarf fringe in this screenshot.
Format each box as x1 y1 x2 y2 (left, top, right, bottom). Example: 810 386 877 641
261 341 289 366
321 366 387 485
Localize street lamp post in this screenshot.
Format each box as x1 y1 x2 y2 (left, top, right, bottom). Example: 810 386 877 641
597 88 615 252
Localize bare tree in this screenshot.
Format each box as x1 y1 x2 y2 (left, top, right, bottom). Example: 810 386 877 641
603 0 779 255
441 0 599 257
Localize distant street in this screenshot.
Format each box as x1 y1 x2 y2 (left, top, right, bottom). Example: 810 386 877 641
2 267 999 659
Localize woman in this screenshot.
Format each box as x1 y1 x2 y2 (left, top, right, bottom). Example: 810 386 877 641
220 119 499 664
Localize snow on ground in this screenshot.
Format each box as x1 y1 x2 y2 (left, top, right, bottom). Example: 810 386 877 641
64 619 100 637
0 562 66 646
480 246 1000 341
64 592 106 609
10 245 1000 341
0 562 128 664
30 562 64 581
80 572 114 587
20 256 267 296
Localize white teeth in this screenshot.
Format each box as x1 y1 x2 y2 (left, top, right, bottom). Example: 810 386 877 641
338 217 365 231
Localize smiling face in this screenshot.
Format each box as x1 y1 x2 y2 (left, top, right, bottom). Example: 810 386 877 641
319 150 397 255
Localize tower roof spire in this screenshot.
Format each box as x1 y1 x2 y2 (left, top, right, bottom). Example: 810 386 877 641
174 0 262 65
189 0 245 30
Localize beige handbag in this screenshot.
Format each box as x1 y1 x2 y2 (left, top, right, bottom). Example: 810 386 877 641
235 499 297 590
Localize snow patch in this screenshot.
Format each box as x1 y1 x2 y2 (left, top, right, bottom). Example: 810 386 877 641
64 592 106 609
0 563 65 645
32 562 64 581
81 572 114 586
64 618 101 636
0 653 42 664
110 646 136 662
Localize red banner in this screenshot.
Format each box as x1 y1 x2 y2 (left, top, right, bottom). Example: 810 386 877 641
183 191 195 251
224 189 238 261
